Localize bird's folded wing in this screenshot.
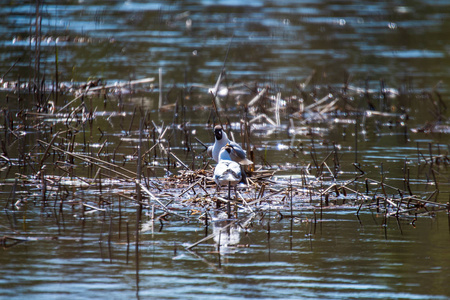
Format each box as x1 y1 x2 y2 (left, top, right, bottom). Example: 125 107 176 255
207 146 213 158
229 142 253 165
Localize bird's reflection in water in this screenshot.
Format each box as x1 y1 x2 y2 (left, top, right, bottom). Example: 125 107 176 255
211 211 252 255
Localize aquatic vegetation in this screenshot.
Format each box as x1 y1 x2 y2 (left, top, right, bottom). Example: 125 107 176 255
0 65 448 252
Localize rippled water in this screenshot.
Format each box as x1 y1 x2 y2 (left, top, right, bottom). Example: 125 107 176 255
2 210 450 299
1 1 449 299
2 1 450 87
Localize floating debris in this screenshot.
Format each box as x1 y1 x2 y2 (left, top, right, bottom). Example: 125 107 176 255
0 69 448 250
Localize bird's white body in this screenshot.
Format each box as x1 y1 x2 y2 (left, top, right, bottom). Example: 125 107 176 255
214 146 242 187
208 125 253 165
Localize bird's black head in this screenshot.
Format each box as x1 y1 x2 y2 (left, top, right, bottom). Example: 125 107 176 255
214 125 223 140
224 144 232 154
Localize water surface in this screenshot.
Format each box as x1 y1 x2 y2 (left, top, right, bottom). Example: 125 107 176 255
1 1 449 299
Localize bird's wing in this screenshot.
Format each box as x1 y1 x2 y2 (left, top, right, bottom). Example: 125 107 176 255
228 142 253 165
235 157 253 165
207 146 213 158
228 141 246 158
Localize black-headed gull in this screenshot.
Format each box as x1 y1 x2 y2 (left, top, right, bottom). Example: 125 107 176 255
214 145 242 202
208 125 253 165
214 145 242 187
